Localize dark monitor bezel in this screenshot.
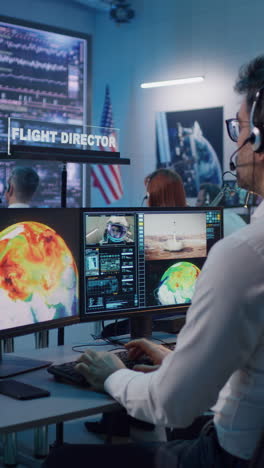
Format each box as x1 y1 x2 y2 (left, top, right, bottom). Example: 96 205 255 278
0 208 81 339
79 206 223 324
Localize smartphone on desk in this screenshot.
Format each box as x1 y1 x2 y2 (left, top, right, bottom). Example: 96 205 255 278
0 379 51 400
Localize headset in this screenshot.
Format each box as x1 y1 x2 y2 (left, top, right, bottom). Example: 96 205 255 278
229 87 264 171
141 172 154 206
248 86 264 153
5 181 11 193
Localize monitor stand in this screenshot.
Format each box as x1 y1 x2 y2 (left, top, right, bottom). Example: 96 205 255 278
0 341 51 378
129 316 152 340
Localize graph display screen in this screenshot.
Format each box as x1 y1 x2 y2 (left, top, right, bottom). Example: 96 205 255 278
81 207 223 321
0 208 80 338
0 16 91 207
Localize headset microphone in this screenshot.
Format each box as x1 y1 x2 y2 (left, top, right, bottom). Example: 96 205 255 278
229 136 253 171
141 192 149 206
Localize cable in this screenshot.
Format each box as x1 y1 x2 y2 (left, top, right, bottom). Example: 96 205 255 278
72 341 110 352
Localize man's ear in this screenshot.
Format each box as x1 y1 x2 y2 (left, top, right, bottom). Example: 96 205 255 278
254 152 264 164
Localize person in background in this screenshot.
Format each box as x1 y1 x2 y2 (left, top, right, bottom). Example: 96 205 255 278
145 168 187 207
5 166 39 208
196 181 246 236
100 216 134 244
196 182 220 206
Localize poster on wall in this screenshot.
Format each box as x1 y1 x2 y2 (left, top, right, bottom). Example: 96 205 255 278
156 107 223 200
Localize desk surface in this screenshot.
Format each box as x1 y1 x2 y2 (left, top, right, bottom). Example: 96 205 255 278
0 345 121 434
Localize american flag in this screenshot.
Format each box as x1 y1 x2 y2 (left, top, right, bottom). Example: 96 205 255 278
91 85 123 204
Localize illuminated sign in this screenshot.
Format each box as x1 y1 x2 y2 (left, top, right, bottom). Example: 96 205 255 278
7 118 119 155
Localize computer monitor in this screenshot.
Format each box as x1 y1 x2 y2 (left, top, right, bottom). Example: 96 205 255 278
0 15 91 207
80 207 223 338
0 208 80 377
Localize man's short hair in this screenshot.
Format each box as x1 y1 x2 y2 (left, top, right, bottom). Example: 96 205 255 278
234 55 264 124
10 166 39 202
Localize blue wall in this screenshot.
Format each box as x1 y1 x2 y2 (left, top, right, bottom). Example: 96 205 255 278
0 0 94 35
91 0 264 206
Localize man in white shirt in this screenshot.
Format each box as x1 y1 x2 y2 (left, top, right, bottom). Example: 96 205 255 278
5 166 39 208
44 56 264 468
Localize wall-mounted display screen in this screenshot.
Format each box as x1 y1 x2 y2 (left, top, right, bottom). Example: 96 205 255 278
0 16 91 207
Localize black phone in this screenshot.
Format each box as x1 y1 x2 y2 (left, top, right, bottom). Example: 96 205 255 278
0 379 50 400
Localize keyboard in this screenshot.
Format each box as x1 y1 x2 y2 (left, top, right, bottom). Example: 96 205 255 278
47 361 89 387
47 342 176 387
112 350 154 369
113 342 175 368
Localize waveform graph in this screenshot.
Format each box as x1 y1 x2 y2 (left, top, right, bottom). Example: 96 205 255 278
0 17 90 207
0 19 87 129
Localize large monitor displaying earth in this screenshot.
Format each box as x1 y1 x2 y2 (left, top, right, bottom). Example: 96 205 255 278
0 208 80 335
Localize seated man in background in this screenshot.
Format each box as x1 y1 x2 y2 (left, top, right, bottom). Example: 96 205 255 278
196 181 247 236
5 166 39 208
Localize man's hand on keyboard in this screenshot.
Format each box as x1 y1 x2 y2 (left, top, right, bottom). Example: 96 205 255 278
125 338 172 372
75 349 126 392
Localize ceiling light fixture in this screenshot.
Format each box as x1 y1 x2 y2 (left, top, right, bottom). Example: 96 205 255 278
140 76 204 89
109 0 135 23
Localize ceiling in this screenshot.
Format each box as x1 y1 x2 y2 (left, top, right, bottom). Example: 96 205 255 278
73 0 112 11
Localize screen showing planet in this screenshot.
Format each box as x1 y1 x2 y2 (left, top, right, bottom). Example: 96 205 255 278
156 261 201 305
0 220 79 331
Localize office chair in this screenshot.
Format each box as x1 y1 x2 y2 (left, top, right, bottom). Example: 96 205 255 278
249 429 264 468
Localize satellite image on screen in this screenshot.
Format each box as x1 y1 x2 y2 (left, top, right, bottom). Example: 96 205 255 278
0 209 79 331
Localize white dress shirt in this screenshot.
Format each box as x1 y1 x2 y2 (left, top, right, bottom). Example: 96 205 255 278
105 203 264 460
223 209 246 236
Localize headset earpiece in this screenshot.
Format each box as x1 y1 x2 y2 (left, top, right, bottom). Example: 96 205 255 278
249 87 264 153
250 126 262 152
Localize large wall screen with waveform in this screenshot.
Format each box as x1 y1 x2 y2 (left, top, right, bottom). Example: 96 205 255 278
80 207 223 324
0 208 80 338
0 16 91 207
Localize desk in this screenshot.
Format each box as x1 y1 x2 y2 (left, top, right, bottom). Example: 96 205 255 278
0 345 121 434
0 345 121 466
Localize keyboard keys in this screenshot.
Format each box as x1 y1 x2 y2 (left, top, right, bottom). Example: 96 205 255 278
47 361 89 386
47 342 176 386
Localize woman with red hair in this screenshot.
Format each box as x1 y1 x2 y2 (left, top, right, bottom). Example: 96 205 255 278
145 168 186 207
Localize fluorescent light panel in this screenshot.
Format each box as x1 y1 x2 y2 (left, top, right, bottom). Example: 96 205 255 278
140 76 204 89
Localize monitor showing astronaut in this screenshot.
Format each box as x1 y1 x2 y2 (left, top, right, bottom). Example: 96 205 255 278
83 213 137 314
81 208 223 318
85 215 134 246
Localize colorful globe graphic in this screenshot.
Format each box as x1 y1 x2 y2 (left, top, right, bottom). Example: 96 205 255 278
0 221 78 330
157 261 200 305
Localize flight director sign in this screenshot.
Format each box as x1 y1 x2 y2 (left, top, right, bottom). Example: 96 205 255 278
7 118 119 155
